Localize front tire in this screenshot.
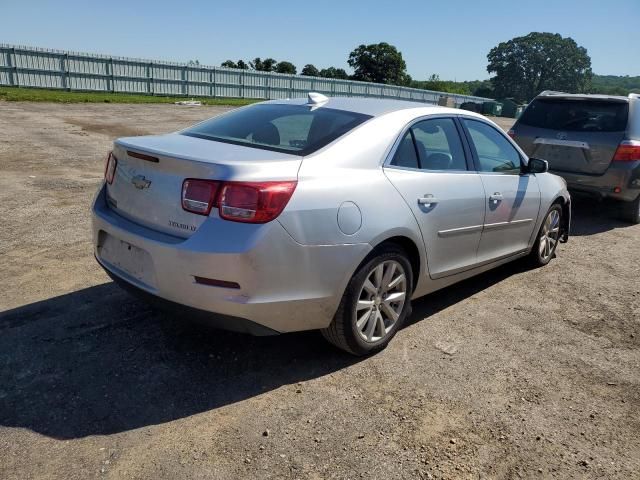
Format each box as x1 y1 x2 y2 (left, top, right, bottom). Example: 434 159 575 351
321 246 413 356
527 204 562 267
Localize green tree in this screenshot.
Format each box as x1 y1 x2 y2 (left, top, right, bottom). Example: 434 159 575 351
472 85 494 98
403 73 413 86
410 74 472 95
591 74 640 95
301 64 320 76
250 58 263 70
275 61 297 75
347 42 407 84
221 59 249 70
420 74 444 91
487 32 592 102
319 67 349 80
251 57 278 72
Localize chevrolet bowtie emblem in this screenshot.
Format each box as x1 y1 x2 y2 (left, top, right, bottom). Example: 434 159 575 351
131 175 152 190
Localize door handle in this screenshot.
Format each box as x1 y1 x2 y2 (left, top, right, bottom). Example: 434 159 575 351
489 192 503 203
418 194 439 207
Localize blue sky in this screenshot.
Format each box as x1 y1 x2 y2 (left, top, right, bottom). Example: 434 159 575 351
2 0 638 80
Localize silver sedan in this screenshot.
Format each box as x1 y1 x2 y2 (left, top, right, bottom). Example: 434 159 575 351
92 94 570 355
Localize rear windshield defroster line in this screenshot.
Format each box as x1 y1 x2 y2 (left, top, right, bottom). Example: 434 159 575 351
181 104 372 156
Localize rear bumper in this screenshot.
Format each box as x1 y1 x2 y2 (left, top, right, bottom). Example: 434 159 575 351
102 265 279 335
91 184 371 334
553 161 640 202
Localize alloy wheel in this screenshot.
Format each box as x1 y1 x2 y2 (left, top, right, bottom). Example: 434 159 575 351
539 209 561 261
354 260 407 343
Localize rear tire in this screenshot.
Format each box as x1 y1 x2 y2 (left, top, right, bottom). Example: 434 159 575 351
321 246 413 356
527 204 562 267
620 196 640 225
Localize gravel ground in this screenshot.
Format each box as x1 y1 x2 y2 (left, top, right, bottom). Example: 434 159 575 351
0 102 638 480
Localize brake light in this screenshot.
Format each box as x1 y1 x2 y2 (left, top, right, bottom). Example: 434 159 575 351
182 179 221 215
613 140 640 162
219 181 297 223
181 179 297 222
507 129 515 138
104 152 118 184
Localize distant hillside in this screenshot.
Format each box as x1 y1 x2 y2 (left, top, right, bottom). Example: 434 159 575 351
590 75 640 96
412 74 640 100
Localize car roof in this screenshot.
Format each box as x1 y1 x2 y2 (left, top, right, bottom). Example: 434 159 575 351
536 91 630 103
264 96 468 117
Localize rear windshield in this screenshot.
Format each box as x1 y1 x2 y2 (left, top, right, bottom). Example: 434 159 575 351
519 99 628 132
181 104 372 155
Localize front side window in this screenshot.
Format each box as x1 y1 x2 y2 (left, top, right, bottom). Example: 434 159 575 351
182 104 371 156
462 119 521 174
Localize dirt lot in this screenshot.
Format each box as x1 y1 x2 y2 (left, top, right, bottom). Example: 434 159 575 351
0 102 638 480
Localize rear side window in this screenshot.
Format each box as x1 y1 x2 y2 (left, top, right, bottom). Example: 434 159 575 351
391 131 420 169
182 104 371 155
519 99 629 132
412 118 467 171
390 117 468 171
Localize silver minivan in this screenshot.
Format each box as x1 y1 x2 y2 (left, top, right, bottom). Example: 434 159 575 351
510 91 640 224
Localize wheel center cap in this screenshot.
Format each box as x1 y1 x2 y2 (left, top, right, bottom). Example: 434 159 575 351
374 297 381 307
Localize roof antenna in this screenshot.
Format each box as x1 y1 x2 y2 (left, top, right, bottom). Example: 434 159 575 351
307 92 329 106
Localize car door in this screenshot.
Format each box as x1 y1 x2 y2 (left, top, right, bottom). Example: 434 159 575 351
460 118 541 263
384 116 487 279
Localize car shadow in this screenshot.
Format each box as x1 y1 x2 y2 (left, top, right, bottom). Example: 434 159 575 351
0 195 626 441
1 257 534 441
570 195 631 236
2 250 539 442
405 259 529 328
0 283 361 440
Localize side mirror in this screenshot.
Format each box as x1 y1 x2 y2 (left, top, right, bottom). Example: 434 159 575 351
525 157 548 174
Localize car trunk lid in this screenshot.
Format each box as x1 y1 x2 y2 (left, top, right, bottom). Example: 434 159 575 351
106 133 301 238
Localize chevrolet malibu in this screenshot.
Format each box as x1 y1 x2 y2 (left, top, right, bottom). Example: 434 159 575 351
92 94 570 355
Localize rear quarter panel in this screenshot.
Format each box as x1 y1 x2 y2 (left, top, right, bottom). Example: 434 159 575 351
277 110 430 284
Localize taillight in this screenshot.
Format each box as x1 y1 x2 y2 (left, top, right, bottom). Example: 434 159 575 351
181 179 297 223
507 129 515 138
181 179 221 215
613 140 640 162
219 181 297 223
104 152 118 184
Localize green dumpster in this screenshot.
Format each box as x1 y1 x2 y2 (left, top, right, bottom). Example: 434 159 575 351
482 101 503 116
460 101 483 113
497 98 524 118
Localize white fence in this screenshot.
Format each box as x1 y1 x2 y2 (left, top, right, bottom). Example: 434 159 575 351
0 44 491 106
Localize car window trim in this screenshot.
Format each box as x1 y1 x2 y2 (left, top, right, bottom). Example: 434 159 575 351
384 114 473 174
458 117 524 176
409 129 422 169
452 116 476 171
